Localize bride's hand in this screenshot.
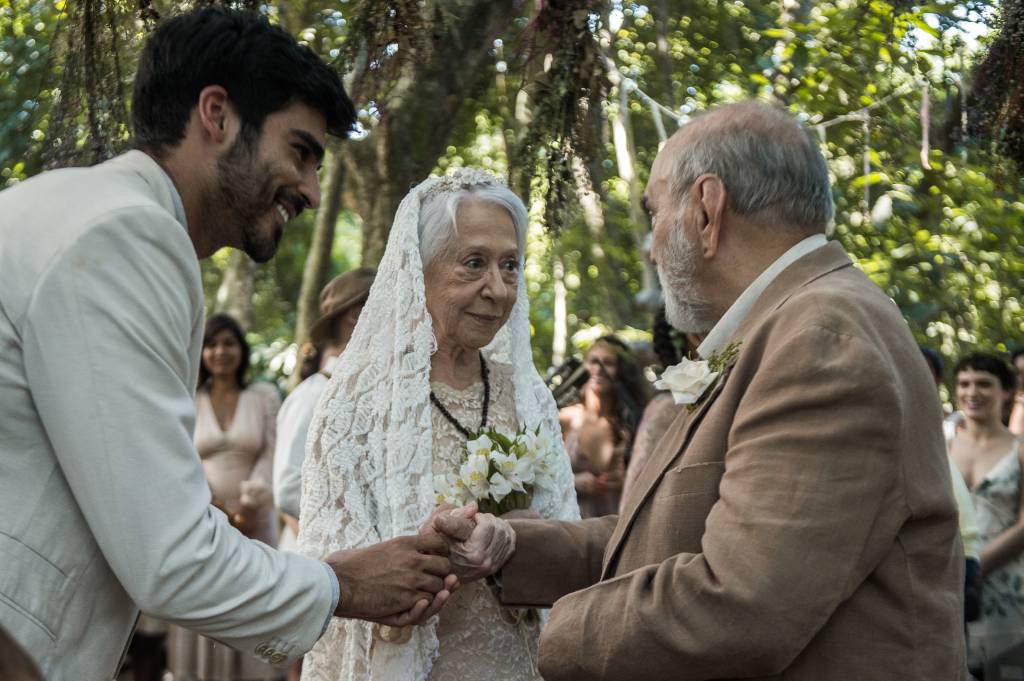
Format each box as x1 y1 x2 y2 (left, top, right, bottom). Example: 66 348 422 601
434 510 516 583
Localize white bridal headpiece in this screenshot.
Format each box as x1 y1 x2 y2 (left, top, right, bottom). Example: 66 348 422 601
298 168 578 681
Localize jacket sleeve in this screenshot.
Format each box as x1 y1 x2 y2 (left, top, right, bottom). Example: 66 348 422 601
536 324 908 681
21 209 333 664
499 515 616 607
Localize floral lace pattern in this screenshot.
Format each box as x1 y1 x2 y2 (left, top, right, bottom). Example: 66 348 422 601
968 439 1024 668
297 172 579 681
427 364 542 680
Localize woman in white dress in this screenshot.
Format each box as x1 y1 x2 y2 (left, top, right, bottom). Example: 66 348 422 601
948 352 1024 672
297 169 579 681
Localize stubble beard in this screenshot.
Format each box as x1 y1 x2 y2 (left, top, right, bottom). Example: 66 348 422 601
210 128 283 263
658 225 717 334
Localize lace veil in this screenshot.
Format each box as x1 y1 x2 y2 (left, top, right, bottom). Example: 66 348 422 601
298 169 579 681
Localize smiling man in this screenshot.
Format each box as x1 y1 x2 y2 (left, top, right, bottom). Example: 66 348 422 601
0 8 455 680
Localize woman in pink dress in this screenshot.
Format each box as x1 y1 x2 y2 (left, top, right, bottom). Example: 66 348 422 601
558 336 649 518
168 313 282 681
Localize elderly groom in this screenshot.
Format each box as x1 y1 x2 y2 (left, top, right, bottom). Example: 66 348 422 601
438 102 965 680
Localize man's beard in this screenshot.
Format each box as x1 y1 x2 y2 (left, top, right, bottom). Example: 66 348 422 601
209 129 288 263
657 225 717 334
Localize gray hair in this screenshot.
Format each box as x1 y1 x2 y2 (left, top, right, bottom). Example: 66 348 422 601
418 184 529 267
671 101 834 231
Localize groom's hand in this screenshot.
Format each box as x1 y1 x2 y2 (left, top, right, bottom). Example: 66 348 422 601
324 534 453 622
432 506 516 583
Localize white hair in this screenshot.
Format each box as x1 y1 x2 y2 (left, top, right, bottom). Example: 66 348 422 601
418 184 529 267
671 102 834 231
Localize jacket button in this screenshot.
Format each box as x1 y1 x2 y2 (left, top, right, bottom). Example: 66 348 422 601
255 643 270 656
271 652 286 664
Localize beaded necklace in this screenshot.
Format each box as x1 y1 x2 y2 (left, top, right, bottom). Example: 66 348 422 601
429 353 490 439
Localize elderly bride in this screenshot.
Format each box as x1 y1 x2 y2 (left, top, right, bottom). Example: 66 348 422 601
298 169 579 681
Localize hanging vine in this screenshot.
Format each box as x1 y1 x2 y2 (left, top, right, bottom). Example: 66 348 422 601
969 0 1024 170
511 0 607 233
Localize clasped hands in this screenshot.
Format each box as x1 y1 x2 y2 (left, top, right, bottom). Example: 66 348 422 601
322 503 517 628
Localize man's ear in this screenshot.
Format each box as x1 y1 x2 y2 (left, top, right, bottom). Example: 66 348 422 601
195 85 234 146
694 173 727 259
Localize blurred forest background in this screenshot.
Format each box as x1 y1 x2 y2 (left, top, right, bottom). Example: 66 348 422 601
2 0 1022 388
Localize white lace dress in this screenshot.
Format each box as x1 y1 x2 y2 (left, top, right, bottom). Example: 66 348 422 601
298 170 579 681
427 361 542 681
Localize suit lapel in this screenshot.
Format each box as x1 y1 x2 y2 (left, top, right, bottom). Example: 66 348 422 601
600 242 856 580
601 361 737 579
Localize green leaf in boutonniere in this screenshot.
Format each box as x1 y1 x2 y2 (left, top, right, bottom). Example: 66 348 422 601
707 341 741 374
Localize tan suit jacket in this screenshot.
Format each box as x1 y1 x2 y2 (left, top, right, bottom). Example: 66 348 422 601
501 242 965 680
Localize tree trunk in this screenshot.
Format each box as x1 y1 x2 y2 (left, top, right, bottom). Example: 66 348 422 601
345 0 518 266
611 83 659 306
652 0 676 107
214 249 256 330
552 252 568 366
289 146 347 387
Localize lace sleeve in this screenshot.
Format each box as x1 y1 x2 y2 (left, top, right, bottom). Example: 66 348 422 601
298 372 382 680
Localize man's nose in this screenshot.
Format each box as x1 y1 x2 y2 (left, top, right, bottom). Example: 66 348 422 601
300 167 321 210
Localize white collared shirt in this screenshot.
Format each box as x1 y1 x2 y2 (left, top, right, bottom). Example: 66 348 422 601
274 356 339 520
697 233 828 359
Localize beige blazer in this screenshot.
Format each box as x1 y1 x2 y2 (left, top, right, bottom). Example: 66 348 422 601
0 152 333 681
500 242 965 680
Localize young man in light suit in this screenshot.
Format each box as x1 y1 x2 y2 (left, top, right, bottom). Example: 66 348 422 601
0 9 454 680
433 102 966 679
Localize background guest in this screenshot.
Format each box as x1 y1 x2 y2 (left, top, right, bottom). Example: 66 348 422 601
559 335 649 517
948 352 1024 673
920 346 983 624
1010 348 1024 436
621 309 696 508
275 268 375 553
169 313 282 681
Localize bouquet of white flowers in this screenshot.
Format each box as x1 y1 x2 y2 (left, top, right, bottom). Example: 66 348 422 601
435 425 560 515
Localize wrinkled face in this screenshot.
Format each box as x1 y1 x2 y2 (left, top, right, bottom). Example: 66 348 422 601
202 328 243 379
645 135 717 334
586 343 620 394
956 368 1010 422
424 200 520 352
209 101 326 263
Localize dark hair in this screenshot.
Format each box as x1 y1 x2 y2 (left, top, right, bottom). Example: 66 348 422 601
199 313 250 389
133 7 356 154
585 336 650 452
954 352 1016 392
919 346 944 382
652 306 698 371
1012 347 1024 363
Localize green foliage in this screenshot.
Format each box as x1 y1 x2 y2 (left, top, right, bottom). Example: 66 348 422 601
3 0 1019 381
0 0 61 185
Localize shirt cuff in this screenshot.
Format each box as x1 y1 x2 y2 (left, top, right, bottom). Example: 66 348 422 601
320 561 340 636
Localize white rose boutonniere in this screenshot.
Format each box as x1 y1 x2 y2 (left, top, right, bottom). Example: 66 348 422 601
654 360 719 406
655 342 741 411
